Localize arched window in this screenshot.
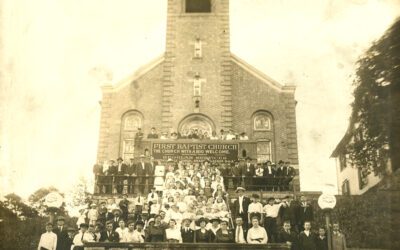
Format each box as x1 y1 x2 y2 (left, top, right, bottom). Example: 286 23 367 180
178 114 215 137
253 111 273 131
123 111 143 131
121 110 143 161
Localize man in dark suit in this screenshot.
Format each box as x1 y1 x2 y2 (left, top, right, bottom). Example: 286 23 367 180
99 221 120 242
127 158 136 194
148 156 156 188
298 196 314 231
315 227 328 250
136 155 150 193
277 221 298 250
53 216 69 250
242 157 255 190
263 161 276 191
105 160 117 194
147 127 159 139
111 208 124 230
275 160 286 191
278 196 298 230
116 157 128 194
119 195 130 221
181 218 195 243
298 221 316 250
93 162 104 194
283 161 296 191
234 217 247 243
231 161 242 190
232 187 251 228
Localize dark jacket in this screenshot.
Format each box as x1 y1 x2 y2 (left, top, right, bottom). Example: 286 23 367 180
99 230 120 242
233 196 251 216
298 231 316 250
214 229 235 243
315 236 328 250
181 228 195 243
53 226 69 250
278 229 298 250
242 163 255 176
195 229 212 243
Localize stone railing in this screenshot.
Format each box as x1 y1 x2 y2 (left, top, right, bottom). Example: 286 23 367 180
84 242 291 250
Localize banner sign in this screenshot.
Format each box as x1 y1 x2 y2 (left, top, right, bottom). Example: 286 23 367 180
152 142 238 163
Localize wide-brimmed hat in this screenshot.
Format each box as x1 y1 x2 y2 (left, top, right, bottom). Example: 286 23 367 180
135 220 145 227
195 217 208 226
46 222 53 226
79 223 89 229
56 216 65 221
112 208 122 214
235 187 246 193
210 217 220 224
90 203 97 208
117 157 123 162
182 217 192 223
67 227 76 232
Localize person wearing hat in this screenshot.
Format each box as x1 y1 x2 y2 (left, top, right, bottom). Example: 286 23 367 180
208 217 221 242
87 204 99 226
145 214 164 242
111 208 123 230
275 160 286 191
147 127 159 139
181 217 194 243
115 157 128 194
263 161 275 191
160 131 169 140
99 221 120 242
195 217 212 243
72 223 93 249
214 218 234 243
242 157 255 190
38 222 57 250
136 155 150 193
230 160 242 190
282 161 295 191
233 187 250 228
65 227 76 250
53 216 69 250
239 132 249 140
134 127 144 141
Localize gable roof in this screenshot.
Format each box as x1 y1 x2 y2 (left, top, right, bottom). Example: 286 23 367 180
230 53 295 93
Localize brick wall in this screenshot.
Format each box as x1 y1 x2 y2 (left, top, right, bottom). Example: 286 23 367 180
231 60 299 165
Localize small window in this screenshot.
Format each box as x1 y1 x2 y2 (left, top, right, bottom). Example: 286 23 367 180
342 180 350 195
185 0 211 13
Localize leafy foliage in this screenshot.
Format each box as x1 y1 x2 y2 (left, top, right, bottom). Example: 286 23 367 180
347 18 400 175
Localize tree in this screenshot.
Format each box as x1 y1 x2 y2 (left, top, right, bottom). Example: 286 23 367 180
347 18 400 175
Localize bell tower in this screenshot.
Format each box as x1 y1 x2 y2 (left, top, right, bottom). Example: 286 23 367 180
161 0 232 133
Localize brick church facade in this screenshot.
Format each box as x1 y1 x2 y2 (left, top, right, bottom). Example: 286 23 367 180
96 0 299 170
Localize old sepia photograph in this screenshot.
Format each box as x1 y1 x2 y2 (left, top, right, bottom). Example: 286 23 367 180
0 0 399 249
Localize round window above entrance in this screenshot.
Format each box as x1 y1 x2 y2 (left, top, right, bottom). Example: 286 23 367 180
178 114 215 137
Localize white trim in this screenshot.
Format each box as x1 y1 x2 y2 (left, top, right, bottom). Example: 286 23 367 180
230 53 296 93
102 55 165 93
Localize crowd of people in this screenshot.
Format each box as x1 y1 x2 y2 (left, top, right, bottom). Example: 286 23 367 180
136 127 250 141
39 157 346 250
38 191 347 250
93 156 297 195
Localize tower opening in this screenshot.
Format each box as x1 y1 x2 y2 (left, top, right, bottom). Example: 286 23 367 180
185 0 211 13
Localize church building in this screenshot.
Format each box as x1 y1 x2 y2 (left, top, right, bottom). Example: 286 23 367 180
96 0 299 172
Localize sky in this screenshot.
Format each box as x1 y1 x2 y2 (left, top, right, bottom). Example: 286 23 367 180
0 0 399 198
